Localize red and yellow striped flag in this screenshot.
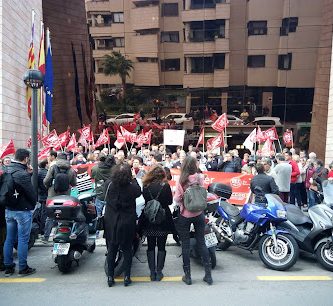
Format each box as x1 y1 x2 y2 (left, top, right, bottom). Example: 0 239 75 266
38 21 47 133
26 10 35 120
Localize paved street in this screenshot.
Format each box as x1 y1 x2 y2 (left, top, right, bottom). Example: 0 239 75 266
0 243 332 306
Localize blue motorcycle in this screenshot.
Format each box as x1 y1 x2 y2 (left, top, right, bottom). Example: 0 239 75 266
209 184 299 271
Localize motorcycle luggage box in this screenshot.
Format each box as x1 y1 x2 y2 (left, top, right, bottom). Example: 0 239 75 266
208 183 232 200
46 195 82 220
206 193 219 213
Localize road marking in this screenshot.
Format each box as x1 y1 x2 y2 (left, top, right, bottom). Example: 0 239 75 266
257 276 332 281
114 276 182 282
0 278 46 283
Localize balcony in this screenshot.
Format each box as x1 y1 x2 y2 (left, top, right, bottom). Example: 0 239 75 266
215 3 230 20
131 6 159 31
89 26 112 36
213 70 229 87
134 62 160 86
95 73 122 85
182 1 230 22
183 41 215 54
132 34 159 57
215 38 229 51
86 1 110 12
92 48 124 58
183 73 214 88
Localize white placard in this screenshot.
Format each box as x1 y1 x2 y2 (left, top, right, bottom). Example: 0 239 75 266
163 129 185 146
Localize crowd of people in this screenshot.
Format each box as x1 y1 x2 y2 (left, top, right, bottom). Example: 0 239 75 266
1 142 332 287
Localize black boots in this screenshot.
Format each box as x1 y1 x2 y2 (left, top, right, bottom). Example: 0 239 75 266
156 251 166 281
203 264 213 285
182 265 192 285
107 276 115 287
147 250 156 281
124 276 132 287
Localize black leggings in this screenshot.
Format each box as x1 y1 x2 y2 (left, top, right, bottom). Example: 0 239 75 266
107 242 132 278
147 236 167 252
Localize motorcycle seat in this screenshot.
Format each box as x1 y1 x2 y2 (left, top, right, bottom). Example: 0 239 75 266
220 200 240 217
285 204 312 225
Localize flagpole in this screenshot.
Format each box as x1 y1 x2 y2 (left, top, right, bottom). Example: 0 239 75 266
203 126 205 153
291 130 294 149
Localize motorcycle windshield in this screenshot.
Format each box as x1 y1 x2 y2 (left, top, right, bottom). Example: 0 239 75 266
322 180 333 205
265 194 285 212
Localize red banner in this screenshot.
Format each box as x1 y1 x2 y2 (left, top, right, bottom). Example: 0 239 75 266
38 147 51 160
0 139 15 158
95 129 110 148
283 130 293 146
41 130 61 149
211 113 229 132
206 133 224 151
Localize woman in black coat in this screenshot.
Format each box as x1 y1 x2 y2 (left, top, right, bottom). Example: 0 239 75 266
104 163 141 287
140 165 174 281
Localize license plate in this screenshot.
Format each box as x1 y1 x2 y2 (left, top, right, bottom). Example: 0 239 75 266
53 243 70 255
205 232 218 248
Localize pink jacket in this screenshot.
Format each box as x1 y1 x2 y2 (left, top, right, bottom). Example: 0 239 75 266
174 173 205 218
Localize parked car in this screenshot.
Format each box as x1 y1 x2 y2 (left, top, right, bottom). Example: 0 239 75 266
205 114 243 125
106 113 135 125
147 113 193 125
249 117 282 126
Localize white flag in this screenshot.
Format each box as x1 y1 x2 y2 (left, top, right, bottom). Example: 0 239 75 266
163 129 185 146
243 128 257 150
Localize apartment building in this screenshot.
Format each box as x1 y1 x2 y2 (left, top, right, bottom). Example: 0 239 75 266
86 0 323 123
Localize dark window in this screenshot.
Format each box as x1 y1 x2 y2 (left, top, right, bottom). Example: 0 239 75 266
161 3 179 16
188 20 225 42
190 0 215 9
161 31 180 43
278 53 292 70
248 21 267 36
213 53 225 69
114 37 125 47
280 17 298 36
190 57 213 73
161 58 180 71
137 57 158 63
247 55 265 68
112 12 124 23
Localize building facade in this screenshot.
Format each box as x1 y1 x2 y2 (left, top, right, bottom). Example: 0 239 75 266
86 0 323 125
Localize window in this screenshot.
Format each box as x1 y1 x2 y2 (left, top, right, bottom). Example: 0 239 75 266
137 57 158 63
161 58 180 71
247 55 265 68
190 57 213 73
247 21 267 36
190 0 215 9
95 38 113 50
213 53 225 69
280 17 298 36
112 12 124 23
114 37 125 47
188 20 225 42
161 31 179 43
161 3 178 17
278 53 292 70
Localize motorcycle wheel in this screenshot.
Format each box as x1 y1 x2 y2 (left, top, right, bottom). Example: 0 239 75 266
258 234 299 271
209 247 217 269
57 255 72 273
315 242 333 271
87 242 96 253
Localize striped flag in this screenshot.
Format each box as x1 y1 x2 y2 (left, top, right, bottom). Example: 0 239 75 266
44 28 53 124
26 10 36 119
38 21 47 133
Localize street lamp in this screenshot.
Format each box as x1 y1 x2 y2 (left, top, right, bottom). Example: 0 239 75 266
24 69 44 197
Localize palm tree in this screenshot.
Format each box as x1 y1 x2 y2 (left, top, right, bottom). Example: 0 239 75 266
103 51 133 108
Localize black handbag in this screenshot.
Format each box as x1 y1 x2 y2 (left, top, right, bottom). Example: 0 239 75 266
96 181 112 231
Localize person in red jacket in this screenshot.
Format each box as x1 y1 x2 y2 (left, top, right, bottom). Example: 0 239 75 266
285 152 301 206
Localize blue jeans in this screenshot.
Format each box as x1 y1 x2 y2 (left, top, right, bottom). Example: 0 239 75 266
95 198 106 217
4 210 32 271
307 189 317 208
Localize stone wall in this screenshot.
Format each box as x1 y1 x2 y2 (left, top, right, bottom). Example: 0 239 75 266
43 0 95 133
309 0 333 161
0 0 42 147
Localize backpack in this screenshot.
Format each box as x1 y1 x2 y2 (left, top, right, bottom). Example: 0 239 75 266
53 166 70 193
0 169 20 208
183 184 207 212
144 184 166 225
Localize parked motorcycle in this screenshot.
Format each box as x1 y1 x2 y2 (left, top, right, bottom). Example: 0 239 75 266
209 183 299 271
189 193 219 269
46 191 97 273
278 199 333 271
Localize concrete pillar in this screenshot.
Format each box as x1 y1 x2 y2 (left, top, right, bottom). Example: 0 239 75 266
221 92 228 114
262 91 273 116
186 93 191 114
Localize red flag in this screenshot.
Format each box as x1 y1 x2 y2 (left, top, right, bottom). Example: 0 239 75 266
283 130 293 147
67 133 78 152
41 130 61 148
38 147 51 160
114 130 126 149
206 133 224 151
256 126 266 143
134 113 141 121
151 122 164 130
211 113 229 132
26 137 32 149
136 130 152 147
78 125 93 143
122 122 137 133
263 127 278 141
0 140 16 158
196 128 204 148
120 126 137 144
58 131 70 147
95 129 110 148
